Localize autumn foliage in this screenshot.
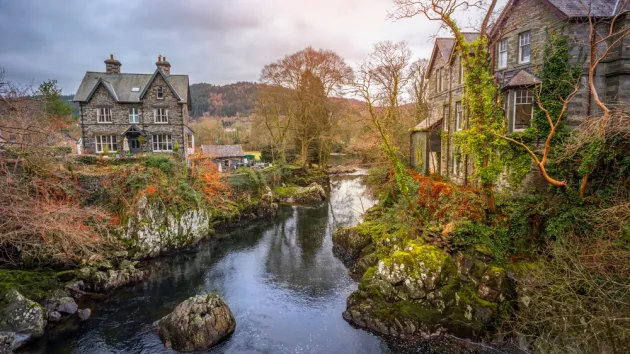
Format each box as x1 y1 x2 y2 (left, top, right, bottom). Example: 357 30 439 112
189 151 229 204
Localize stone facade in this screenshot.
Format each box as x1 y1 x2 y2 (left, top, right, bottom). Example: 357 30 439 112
412 0 630 186
75 56 193 157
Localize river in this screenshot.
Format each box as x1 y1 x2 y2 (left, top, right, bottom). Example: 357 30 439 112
25 173 491 354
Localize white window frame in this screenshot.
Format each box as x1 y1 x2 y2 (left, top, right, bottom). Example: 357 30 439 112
95 135 118 153
129 107 139 124
97 107 112 123
152 134 172 152
156 86 164 99
499 38 508 68
154 108 168 124
455 101 463 131
519 31 531 64
513 89 533 131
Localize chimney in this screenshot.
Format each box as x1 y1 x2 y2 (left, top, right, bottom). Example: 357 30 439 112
156 55 171 76
104 54 122 74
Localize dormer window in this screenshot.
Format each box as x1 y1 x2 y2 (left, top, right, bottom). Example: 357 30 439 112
156 86 164 99
519 31 531 64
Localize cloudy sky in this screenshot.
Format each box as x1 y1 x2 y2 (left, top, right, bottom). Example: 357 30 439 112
0 0 450 95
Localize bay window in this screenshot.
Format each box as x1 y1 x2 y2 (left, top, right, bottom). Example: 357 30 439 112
514 89 533 131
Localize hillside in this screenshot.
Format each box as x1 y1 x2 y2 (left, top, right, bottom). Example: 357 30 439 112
190 82 257 118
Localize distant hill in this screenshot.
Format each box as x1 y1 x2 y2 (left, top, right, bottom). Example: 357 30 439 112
190 82 257 118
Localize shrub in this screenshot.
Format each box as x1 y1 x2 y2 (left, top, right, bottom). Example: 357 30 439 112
145 154 173 174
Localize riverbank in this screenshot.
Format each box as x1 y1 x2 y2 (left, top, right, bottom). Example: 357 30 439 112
0 156 331 352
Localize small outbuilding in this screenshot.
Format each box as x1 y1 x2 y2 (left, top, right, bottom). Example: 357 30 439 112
201 144 245 172
410 117 442 176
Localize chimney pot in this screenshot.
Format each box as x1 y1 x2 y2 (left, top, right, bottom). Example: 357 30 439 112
105 54 121 74
156 55 171 76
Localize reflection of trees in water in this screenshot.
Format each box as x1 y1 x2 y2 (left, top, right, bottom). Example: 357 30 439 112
329 176 377 228
264 205 349 297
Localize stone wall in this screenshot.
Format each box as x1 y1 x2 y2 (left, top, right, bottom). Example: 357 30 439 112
80 75 187 155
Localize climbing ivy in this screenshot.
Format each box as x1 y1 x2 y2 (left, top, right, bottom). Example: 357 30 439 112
499 30 583 187
452 36 505 210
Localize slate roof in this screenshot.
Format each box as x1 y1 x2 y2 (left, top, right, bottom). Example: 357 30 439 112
201 144 245 158
73 70 189 103
504 70 540 88
412 117 443 132
547 0 619 17
436 38 456 61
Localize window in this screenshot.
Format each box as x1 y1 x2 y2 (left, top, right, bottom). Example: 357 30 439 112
223 160 229 168
437 68 442 92
442 104 449 129
129 107 139 124
131 87 140 92
519 31 531 63
95 135 118 153
513 89 533 131
97 108 112 123
459 58 464 84
9 135 17 143
498 38 508 68
455 101 463 131
187 135 193 149
154 108 168 123
152 134 172 152
440 68 446 92
156 86 164 99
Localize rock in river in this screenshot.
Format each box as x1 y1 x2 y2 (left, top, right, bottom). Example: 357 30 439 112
155 294 235 352
0 289 46 350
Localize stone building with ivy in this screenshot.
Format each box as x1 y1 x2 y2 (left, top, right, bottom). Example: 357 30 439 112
74 55 195 157
411 0 630 185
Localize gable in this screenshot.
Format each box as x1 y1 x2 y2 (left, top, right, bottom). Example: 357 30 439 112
139 69 182 101
86 80 118 103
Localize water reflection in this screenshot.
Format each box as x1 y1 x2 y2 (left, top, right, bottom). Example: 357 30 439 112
23 174 497 354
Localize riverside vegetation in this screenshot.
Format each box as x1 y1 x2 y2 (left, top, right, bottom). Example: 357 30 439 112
0 119 327 352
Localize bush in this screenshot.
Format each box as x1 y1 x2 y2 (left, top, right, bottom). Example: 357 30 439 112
145 154 173 174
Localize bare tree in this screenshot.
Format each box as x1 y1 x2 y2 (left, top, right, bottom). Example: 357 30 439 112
260 47 354 167
354 41 416 210
409 58 430 123
254 85 295 163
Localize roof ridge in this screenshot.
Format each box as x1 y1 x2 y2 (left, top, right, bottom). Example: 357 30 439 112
85 71 188 77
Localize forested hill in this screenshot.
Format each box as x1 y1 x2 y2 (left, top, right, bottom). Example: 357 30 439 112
190 82 257 118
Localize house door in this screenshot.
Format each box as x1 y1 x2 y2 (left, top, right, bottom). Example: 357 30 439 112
129 137 141 154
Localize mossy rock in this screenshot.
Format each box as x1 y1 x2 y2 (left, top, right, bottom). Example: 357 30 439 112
0 269 62 302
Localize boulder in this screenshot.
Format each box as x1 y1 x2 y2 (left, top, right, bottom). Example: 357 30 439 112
44 296 78 315
47 311 62 323
293 183 326 204
77 308 91 321
155 294 235 352
0 290 46 350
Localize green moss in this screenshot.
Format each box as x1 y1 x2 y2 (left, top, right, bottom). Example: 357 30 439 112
0 269 62 302
273 186 299 198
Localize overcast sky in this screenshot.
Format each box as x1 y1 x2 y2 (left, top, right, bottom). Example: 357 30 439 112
0 0 449 95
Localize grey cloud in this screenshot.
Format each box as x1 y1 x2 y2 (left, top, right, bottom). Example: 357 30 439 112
0 0 437 95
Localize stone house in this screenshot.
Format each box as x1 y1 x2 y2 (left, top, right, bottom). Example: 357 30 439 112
74 55 195 157
411 0 630 185
201 144 245 172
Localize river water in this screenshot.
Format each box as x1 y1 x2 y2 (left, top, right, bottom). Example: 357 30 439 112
25 173 491 354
